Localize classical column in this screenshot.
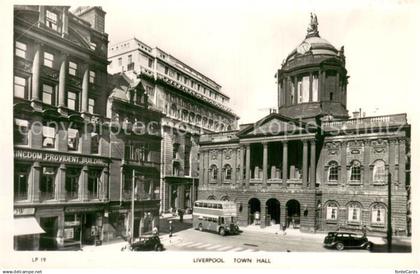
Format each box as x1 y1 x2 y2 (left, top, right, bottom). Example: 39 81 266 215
28 162 41 202
56 164 66 201
282 141 288 187
58 54 67 107
283 78 287 106
218 150 223 186
293 76 298 104
398 138 406 185
302 140 308 187
309 140 316 188
199 150 204 187
260 204 266 228
308 72 313 102
262 142 268 187
318 70 322 100
239 146 244 184
232 148 237 184
81 66 89 113
363 140 370 185
340 141 347 186
245 144 251 187
31 43 41 102
101 166 109 201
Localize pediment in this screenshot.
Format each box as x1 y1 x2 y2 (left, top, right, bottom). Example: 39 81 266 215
238 113 313 137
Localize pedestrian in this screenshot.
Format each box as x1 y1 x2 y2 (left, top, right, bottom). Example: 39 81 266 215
152 226 159 236
282 224 287 235
362 225 367 237
169 220 173 237
179 209 184 223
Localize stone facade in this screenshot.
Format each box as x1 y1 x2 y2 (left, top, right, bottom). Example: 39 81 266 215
198 16 411 236
107 38 239 213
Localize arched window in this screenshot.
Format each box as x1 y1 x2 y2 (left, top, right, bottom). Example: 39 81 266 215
172 162 180 176
209 165 218 180
328 161 339 182
350 160 361 182
347 202 362 223
224 164 232 180
373 160 387 184
371 203 386 226
325 201 339 221
208 195 216 200
221 196 230 201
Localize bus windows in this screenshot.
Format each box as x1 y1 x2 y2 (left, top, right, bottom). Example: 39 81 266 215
212 204 218 209
217 204 222 209
194 202 199 207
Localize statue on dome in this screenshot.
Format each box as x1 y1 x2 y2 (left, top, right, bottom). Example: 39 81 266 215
306 12 319 37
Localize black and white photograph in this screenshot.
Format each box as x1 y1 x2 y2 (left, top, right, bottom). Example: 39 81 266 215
1 0 419 272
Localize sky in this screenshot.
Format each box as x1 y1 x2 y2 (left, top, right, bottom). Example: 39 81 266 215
100 0 419 125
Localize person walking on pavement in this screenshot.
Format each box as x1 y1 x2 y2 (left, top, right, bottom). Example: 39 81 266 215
169 220 173 237
178 209 184 223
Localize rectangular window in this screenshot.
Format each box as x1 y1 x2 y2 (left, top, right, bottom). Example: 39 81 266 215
68 128 79 151
40 166 56 200
14 118 29 145
67 91 78 111
164 66 168 75
68 61 77 76
118 57 122 66
42 125 56 148
14 165 30 201
88 170 101 199
90 42 96 50
148 58 153 68
42 84 54 105
65 168 80 200
371 208 385 225
88 98 95 114
326 206 338 220
312 74 319 101
89 71 96 84
15 41 27 59
44 52 54 68
14 76 26 98
91 132 99 154
46 10 58 31
348 207 361 222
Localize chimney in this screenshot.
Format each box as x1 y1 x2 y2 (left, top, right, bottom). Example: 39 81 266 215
73 6 106 33
352 108 362 119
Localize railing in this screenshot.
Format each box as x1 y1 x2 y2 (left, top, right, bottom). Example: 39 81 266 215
66 192 78 200
88 192 99 200
14 193 27 201
321 114 407 131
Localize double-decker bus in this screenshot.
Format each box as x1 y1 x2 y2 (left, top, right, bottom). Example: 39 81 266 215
192 200 240 236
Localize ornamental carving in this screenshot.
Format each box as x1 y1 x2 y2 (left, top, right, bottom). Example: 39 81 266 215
371 139 388 154
224 149 232 160
210 150 218 160
326 142 340 155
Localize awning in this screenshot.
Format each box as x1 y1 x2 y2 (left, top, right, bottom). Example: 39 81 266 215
14 217 45 236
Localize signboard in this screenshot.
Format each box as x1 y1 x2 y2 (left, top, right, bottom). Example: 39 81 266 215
14 149 107 166
65 207 104 213
64 221 80 226
64 228 74 240
14 208 35 216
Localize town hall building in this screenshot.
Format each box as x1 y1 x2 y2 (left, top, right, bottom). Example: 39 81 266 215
197 14 411 236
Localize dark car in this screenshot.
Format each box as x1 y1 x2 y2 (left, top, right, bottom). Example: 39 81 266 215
129 236 164 251
323 232 373 251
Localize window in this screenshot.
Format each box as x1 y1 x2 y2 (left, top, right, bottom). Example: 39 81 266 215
90 42 96 50
42 125 56 148
88 98 95 114
118 57 122 66
68 128 79 151
128 55 132 64
373 160 387 184
347 202 361 223
68 61 77 76
15 41 27 58
210 165 218 180
350 161 361 182
173 143 180 159
312 74 319 101
40 167 56 200
371 204 386 226
164 66 168 75
42 84 54 105
14 76 26 98
14 118 29 145
67 91 78 111
88 169 101 199
148 58 153 68
224 164 232 180
325 201 338 221
46 10 58 31
65 168 80 200
328 161 339 182
89 71 96 84
14 165 30 201
297 75 310 103
91 132 99 154
43 52 54 68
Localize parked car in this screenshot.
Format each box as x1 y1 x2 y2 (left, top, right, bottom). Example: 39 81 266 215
323 232 373 251
126 236 164 251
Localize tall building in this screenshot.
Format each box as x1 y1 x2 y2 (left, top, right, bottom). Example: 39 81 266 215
108 38 239 213
198 14 411 236
13 6 110 250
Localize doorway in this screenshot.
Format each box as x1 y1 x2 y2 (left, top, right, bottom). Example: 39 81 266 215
286 199 301 228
